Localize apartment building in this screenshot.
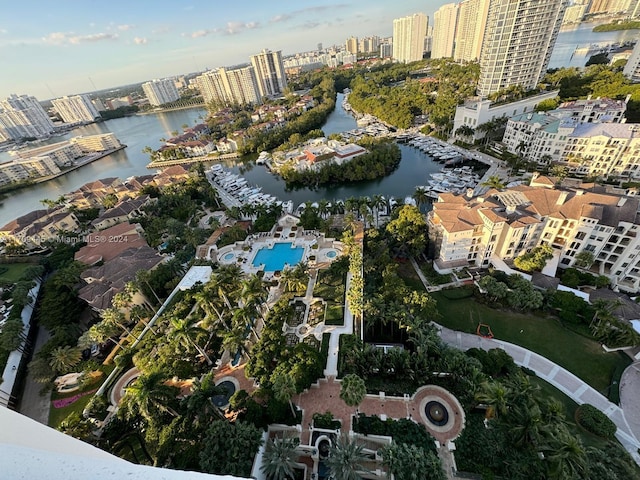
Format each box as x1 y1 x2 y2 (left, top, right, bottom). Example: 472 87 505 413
502 96 629 164
345 37 358 55
250 49 288 98
51 94 100 123
142 78 180 106
0 94 55 141
196 66 261 107
562 123 640 178
70 133 122 152
477 0 567 97
432 3 458 59
454 0 489 62
427 180 640 292
392 13 428 63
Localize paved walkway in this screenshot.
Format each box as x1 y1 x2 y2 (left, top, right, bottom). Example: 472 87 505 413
17 326 52 425
409 260 640 463
438 326 640 459
324 272 354 377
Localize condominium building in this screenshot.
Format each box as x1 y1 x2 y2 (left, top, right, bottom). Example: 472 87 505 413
0 155 61 186
588 0 638 14
142 78 180 106
51 94 100 123
427 181 640 292
562 1 589 24
454 0 489 62
562 123 640 179
502 98 632 167
623 41 640 82
432 3 458 59
196 66 261 107
345 37 359 55
360 36 380 54
392 13 428 63
250 49 288 98
70 133 122 152
477 0 567 97
0 94 55 141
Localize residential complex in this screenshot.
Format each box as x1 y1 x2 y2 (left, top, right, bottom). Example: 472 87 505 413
588 0 640 16
249 49 288 98
501 97 633 170
345 37 358 55
0 94 55 142
196 66 261 107
51 94 100 124
0 133 123 187
142 78 180 106
428 179 640 292
431 3 458 60
562 0 589 24
477 0 567 97
392 13 428 63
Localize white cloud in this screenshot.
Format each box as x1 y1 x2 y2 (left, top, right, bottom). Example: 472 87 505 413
42 31 118 45
117 24 135 31
224 21 260 35
270 14 292 23
0 28 8 34
133 37 147 45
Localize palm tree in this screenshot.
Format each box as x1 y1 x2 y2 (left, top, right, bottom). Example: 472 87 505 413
481 175 506 190
120 371 179 422
544 432 587 480
49 346 82 374
326 435 370 480
280 264 308 294
260 437 300 480
412 187 429 211
340 374 367 408
272 370 298 417
476 380 511 419
168 316 213 365
184 372 225 422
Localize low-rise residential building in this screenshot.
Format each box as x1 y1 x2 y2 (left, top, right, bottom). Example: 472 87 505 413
428 178 640 292
453 90 559 141
90 195 153 231
272 138 367 172
0 208 80 247
562 123 640 178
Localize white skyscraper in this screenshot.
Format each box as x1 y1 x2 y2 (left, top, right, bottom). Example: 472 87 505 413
0 94 55 141
51 94 100 123
196 66 261 107
142 78 180 106
392 13 428 63
432 3 459 59
249 49 288 98
477 0 567 97
454 0 490 62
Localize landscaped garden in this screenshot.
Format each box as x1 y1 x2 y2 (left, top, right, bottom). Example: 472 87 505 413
313 256 348 325
0 262 34 283
431 287 631 393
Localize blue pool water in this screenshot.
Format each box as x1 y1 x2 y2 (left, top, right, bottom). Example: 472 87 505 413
326 250 337 258
223 252 235 261
252 242 304 271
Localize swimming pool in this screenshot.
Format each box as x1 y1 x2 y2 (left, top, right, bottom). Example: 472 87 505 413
252 242 304 272
223 252 235 261
326 250 337 259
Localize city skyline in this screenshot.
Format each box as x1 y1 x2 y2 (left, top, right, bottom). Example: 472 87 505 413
0 0 451 100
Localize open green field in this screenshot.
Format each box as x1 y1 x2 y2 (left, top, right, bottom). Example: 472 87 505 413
0 263 32 283
431 290 631 392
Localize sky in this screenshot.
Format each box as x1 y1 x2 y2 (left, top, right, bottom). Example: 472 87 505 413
0 0 450 100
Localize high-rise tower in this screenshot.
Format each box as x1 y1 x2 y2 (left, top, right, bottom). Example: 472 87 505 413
432 3 459 59
0 94 55 141
249 49 288 99
477 0 567 97
392 13 428 63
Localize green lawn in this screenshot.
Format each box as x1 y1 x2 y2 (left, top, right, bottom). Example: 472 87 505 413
395 260 426 292
0 263 32 283
313 269 345 326
49 394 93 428
528 376 610 449
431 290 631 392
